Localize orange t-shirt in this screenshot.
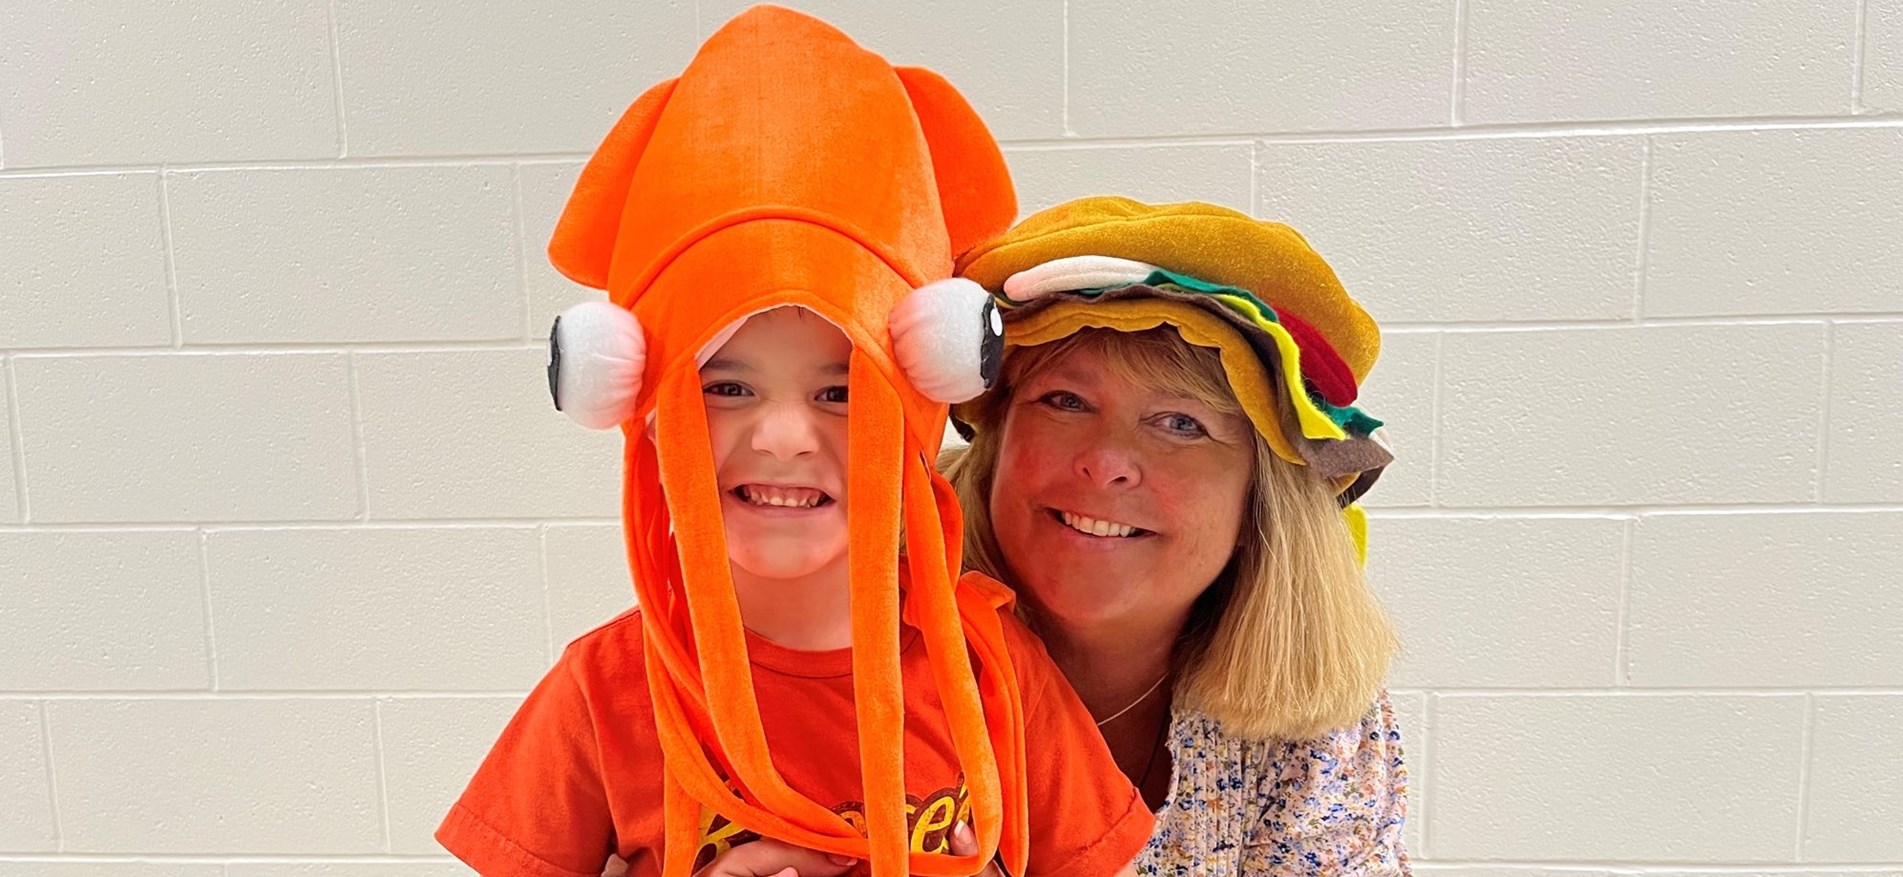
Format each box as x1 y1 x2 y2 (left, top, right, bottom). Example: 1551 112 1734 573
437 603 1154 877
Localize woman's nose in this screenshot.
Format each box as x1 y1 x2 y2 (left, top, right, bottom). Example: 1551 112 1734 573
750 401 820 459
1072 432 1141 488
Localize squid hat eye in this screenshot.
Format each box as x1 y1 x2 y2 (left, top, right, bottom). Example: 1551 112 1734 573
889 277 1003 404
547 300 647 429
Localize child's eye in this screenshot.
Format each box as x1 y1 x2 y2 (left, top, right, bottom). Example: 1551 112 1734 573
817 386 849 404
702 381 751 398
1035 390 1088 411
1158 413 1209 437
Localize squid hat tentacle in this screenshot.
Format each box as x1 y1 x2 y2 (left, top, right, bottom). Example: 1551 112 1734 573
540 6 1025 877
954 196 1390 562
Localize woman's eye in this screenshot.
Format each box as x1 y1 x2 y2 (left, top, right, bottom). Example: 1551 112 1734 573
817 386 849 404
702 381 750 397
1160 413 1208 436
1036 390 1088 411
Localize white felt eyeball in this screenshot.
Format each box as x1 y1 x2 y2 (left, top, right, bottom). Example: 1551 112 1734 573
547 300 646 429
889 277 1003 404
1001 254 1162 302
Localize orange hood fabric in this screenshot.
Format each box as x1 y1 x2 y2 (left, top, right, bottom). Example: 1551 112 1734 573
544 7 1023 877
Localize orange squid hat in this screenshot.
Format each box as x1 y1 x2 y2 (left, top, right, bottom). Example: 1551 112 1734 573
540 7 1024 877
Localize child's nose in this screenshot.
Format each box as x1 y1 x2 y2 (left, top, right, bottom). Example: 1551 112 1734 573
750 401 821 459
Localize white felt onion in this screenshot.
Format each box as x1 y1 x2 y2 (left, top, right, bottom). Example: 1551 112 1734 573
547 300 646 429
889 277 1002 404
1001 254 1162 302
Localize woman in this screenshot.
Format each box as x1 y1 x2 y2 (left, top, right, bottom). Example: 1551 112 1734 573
942 196 1408 874
670 197 1409 877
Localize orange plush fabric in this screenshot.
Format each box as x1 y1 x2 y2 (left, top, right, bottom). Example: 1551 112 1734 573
533 7 1025 877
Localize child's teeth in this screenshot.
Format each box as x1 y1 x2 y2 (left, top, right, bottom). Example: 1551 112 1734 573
743 485 822 508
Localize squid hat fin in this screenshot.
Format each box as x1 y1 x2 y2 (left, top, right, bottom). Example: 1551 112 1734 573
956 197 1391 559
542 6 1026 877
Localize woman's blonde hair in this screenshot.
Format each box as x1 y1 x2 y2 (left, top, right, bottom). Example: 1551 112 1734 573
942 326 1396 740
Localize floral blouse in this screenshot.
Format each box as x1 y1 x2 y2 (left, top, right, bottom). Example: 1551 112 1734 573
1135 692 1410 876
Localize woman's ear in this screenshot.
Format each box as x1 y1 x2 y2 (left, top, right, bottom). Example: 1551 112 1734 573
548 77 680 291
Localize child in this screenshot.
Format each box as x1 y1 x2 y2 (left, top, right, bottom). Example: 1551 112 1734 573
435 8 1153 877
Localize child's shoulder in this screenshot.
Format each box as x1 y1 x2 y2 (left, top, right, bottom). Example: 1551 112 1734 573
553 606 650 691
955 572 1066 707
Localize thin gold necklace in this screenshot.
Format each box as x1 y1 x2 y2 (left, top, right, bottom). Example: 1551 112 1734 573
1094 672 1169 727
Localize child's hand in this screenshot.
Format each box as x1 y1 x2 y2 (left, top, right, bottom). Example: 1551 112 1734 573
692 838 858 877
947 822 1004 877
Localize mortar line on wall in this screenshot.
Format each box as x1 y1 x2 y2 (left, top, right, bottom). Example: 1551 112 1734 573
5 356 29 522
1815 323 1835 501
1614 518 1634 686
198 530 221 691
1632 138 1653 322
1449 0 1468 126
347 354 371 520
1061 0 1074 137
38 703 64 851
373 700 394 853
1428 332 1444 507
1795 693 1818 861
512 164 533 342
325 0 350 156
1248 141 1259 213
539 525 557 665
1853 0 1870 113
159 171 184 347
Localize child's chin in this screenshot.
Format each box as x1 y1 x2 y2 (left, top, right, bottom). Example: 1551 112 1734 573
727 543 847 582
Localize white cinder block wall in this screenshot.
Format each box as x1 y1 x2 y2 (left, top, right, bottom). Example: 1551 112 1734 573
2 0 1899 873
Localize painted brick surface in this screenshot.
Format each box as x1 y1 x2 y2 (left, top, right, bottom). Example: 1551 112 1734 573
0 531 207 691
1627 512 1903 687
168 167 522 344
355 349 621 520
1369 517 1624 688
1438 325 1825 507
1429 695 1807 860
205 528 548 691
1005 145 1254 216
1804 695 1903 860
1464 0 1857 122
1825 321 1903 502
335 0 698 156
0 703 55 852
46 699 383 853
11 354 359 523
1644 130 1903 317
1068 0 1452 135
1257 137 1645 323
0 173 170 348
0 1 336 166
